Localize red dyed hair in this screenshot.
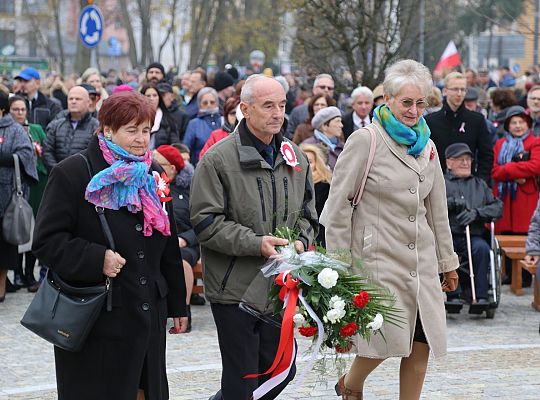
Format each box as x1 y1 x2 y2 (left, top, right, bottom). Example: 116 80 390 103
97 91 156 133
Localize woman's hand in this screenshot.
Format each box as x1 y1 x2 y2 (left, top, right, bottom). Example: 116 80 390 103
178 237 187 248
169 317 189 334
441 270 459 292
524 255 540 267
103 249 127 278
516 178 526 185
294 240 305 254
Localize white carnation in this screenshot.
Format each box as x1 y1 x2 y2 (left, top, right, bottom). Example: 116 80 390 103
317 268 339 289
366 313 384 331
326 309 341 324
293 313 305 325
333 300 346 311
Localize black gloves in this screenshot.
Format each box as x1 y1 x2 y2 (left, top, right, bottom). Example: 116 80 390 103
456 209 478 226
447 197 467 212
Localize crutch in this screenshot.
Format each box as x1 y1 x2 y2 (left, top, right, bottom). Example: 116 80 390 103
465 225 477 304
489 221 498 304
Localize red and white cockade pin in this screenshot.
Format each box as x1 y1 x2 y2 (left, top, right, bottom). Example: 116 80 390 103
429 146 436 160
153 171 172 214
280 141 302 171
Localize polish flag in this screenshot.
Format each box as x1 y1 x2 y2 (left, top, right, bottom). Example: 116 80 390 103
434 41 462 72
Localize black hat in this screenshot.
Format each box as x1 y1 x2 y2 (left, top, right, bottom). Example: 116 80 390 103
213 71 234 92
156 82 174 93
78 83 97 96
464 87 478 101
503 105 533 131
226 66 239 81
146 62 165 75
445 143 473 159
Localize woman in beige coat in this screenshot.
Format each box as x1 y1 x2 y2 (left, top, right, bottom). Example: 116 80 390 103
325 60 459 400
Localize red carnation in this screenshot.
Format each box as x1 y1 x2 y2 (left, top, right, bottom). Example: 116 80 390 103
298 326 318 337
339 322 358 338
353 290 369 308
335 341 353 353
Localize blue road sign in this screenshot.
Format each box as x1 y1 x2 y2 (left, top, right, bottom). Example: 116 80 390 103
79 5 104 49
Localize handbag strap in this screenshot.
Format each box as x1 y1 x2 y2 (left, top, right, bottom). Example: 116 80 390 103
12 153 23 196
351 127 377 209
78 153 114 311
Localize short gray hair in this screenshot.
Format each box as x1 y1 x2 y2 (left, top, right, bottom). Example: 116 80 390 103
350 86 374 103
313 73 334 88
383 60 432 99
197 87 219 107
274 76 290 94
240 74 284 104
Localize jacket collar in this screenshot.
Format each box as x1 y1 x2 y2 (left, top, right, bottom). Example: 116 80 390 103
442 99 465 118
372 121 430 174
444 170 474 181
235 119 285 170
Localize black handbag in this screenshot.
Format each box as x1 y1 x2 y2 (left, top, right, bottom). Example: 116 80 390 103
2 153 34 245
20 154 115 352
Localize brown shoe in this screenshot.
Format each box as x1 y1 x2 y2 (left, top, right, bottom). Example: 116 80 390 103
335 374 363 400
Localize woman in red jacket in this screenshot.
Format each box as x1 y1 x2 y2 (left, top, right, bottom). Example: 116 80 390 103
492 106 540 234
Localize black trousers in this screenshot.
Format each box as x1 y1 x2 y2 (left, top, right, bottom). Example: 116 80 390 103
210 303 296 400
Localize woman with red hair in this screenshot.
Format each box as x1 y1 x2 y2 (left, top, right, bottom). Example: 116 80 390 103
33 90 188 399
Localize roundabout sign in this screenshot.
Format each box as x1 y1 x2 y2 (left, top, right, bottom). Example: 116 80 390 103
79 5 104 49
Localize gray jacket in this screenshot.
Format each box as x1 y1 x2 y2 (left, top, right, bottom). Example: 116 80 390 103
526 201 540 255
43 110 99 170
0 115 38 217
190 119 318 305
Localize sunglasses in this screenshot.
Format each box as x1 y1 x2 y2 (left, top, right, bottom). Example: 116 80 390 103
399 99 428 110
316 85 334 91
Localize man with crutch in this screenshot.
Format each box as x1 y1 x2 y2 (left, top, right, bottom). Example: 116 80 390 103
444 143 503 308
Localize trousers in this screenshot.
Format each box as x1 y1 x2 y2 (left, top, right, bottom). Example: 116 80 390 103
210 303 296 400
449 235 490 299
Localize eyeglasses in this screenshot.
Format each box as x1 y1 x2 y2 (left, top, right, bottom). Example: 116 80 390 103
450 156 472 163
10 108 26 113
316 85 334 91
399 99 428 110
201 100 217 106
529 97 540 101
446 87 467 93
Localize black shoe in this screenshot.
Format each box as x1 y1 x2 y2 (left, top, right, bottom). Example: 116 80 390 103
13 274 26 289
185 305 192 333
27 281 40 293
190 293 206 306
208 390 222 400
6 278 19 293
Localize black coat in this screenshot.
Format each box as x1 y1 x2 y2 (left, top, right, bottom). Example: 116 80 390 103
153 110 180 149
342 112 355 141
444 171 503 236
168 101 189 141
425 101 494 182
18 90 63 130
32 136 186 400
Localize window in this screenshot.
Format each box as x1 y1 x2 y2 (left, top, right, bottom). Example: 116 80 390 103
0 30 15 52
0 2 15 14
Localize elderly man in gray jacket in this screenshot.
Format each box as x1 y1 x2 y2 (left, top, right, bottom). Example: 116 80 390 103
43 86 99 171
191 75 318 400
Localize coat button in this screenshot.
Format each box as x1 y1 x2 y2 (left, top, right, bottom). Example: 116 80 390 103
135 224 143 232
141 303 150 311
408 215 416 222
419 175 425 182
139 276 147 285
137 251 145 259
409 187 417 194
408 242 415 250
410 271 417 277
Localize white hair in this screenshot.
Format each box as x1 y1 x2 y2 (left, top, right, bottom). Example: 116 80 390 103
313 73 334 88
240 74 284 104
197 87 219 107
274 76 290 94
350 86 374 102
383 59 433 98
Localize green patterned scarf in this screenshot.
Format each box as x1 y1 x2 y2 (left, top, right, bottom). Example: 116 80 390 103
373 104 430 157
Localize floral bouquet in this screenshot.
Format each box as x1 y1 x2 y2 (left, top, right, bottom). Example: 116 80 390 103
242 227 402 399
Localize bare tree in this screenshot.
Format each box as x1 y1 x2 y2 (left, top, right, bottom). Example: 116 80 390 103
51 0 65 75
119 0 139 68
157 0 180 62
136 0 154 65
74 0 91 73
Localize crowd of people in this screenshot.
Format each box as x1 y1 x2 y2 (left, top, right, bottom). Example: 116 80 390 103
1 58 540 399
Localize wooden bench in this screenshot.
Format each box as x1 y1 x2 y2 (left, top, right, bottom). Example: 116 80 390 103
192 261 204 294
519 260 540 312
500 246 527 295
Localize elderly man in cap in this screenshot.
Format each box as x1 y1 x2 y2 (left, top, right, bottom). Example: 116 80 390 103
14 67 62 129
157 82 189 140
444 143 503 305
79 83 99 118
302 105 344 170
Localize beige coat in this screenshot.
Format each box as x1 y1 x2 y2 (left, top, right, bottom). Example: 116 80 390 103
325 121 458 359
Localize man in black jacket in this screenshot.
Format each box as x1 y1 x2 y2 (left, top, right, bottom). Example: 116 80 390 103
157 82 189 141
444 143 503 304
342 86 373 140
14 67 62 130
43 86 99 170
425 72 493 182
